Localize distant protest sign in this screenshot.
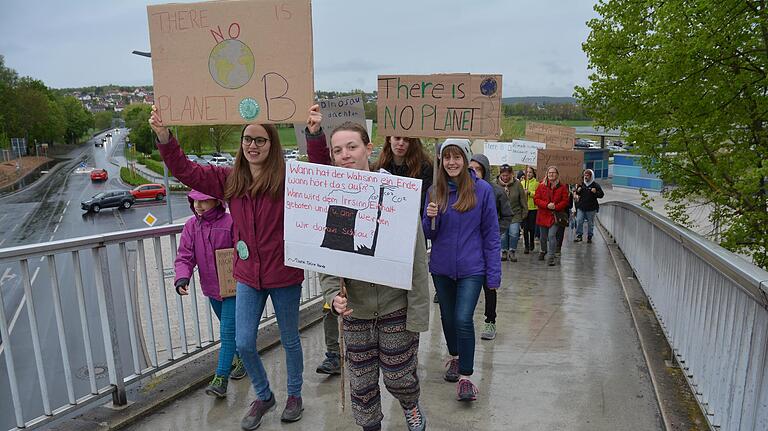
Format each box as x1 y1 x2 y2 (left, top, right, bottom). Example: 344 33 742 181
283 161 422 290
525 122 575 150
215 248 236 298
536 149 584 185
484 140 546 166
147 0 313 125
377 74 502 139
294 95 367 154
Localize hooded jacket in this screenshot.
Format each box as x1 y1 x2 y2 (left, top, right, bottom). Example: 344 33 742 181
174 190 234 301
574 170 605 212
495 174 528 224
306 129 431 332
158 135 304 290
470 154 513 234
422 169 502 289
378 159 433 213
534 179 570 228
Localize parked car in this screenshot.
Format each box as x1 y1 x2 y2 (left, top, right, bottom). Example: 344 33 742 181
209 156 229 166
221 153 235 164
201 155 214 165
574 139 591 149
607 145 626 152
90 169 108 181
81 190 135 213
131 183 166 200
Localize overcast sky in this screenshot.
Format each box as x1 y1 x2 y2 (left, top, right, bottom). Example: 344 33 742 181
0 0 598 96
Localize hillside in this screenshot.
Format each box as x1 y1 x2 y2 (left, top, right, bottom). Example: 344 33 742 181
502 96 577 105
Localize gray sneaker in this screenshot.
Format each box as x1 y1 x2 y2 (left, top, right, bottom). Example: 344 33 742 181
316 352 341 375
241 393 276 430
509 250 517 262
280 395 304 422
403 403 427 431
230 356 247 380
204 375 228 398
444 358 459 382
480 322 496 340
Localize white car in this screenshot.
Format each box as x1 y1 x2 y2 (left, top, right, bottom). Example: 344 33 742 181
209 156 229 166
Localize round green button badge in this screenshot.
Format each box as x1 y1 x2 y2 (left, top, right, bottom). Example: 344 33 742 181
239 98 260 121
236 240 249 260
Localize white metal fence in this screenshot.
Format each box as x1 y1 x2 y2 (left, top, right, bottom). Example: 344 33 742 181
599 202 768 431
0 224 322 430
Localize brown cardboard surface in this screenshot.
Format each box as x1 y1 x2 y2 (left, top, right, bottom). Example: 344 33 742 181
536 149 584 185
525 122 575 150
215 248 236 298
376 74 502 139
147 0 313 125
294 95 367 153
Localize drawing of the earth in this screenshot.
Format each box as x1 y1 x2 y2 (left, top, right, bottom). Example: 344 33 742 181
208 39 255 89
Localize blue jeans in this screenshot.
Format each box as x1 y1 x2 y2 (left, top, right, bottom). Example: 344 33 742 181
432 275 484 376
538 225 559 260
210 297 237 377
575 209 596 237
501 222 521 251
235 282 303 399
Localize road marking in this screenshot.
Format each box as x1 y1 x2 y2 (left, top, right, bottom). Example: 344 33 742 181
0 214 6 223
58 215 64 223
39 256 45 262
31 266 40 284
0 238 5 247
66 200 71 207
53 224 59 233
0 267 15 286
49 234 55 242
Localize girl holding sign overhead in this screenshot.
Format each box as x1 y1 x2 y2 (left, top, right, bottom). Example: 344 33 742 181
423 139 501 402
305 105 430 431
149 107 305 430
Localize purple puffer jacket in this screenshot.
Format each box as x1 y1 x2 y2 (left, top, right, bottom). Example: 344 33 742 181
174 190 234 301
422 172 502 288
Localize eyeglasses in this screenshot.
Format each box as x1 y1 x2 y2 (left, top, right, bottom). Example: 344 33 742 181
242 136 269 147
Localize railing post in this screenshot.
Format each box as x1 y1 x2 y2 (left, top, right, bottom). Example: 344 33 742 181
92 245 128 406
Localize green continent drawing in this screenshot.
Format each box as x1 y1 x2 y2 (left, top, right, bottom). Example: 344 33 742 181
208 39 255 89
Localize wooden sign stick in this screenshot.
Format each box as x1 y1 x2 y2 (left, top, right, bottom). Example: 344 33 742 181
431 139 439 230
338 277 347 411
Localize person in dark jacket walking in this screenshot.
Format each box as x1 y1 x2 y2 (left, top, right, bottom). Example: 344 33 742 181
574 169 604 243
468 154 512 341
424 139 501 402
495 164 528 262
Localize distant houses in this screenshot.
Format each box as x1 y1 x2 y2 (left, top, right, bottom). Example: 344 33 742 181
72 87 154 113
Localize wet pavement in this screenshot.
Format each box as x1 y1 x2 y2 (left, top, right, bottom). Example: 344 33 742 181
126 227 663 431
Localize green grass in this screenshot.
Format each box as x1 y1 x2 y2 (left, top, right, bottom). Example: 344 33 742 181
120 167 150 186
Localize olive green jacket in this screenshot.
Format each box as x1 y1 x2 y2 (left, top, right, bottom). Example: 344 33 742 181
320 225 430 333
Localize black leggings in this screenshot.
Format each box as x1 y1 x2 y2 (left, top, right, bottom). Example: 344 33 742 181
523 209 537 250
483 285 497 323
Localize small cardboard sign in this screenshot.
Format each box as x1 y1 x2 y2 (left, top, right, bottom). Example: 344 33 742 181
294 95 367 154
525 122 575 150
484 140 546 166
536 149 585 185
376 74 502 139
215 248 236 297
147 0 314 125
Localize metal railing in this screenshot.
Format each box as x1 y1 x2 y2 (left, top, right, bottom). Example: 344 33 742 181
598 202 768 431
0 224 322 430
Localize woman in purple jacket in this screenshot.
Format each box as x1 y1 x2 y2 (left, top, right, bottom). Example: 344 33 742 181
423 139 501 402
174 190 244 397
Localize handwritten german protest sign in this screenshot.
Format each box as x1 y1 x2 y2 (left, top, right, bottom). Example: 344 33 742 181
147 0 313 125
525 122 575 150
536 149 584 185
284 161 422 290
377 74 502 139
215 248 236 297
484 140 546 166
294 95 367 154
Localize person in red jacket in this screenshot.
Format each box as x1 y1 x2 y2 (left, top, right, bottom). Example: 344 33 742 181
534 166 570 266
149 106 305 430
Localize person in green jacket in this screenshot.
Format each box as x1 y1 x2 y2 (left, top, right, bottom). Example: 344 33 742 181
495 164 528 262
306 105 430 431
520 166 540 254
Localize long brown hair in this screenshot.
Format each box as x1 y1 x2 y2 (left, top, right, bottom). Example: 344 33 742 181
224 124 284 200
433 145 476 212
375 136 432 178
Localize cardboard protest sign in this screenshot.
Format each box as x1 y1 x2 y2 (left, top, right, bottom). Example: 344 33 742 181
215 248 236 297
284 161 422 290
294 95 367 154
484 140 546 166
525 122 575 150
377 74 502 139
147 0 313 125
536 149 585 185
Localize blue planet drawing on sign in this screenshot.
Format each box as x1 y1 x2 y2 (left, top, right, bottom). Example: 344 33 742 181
480 77 498 97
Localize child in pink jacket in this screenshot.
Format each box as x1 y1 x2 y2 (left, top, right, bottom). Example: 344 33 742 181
174 190 242 397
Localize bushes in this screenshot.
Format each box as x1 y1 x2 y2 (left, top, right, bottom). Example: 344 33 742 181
120 167 150 186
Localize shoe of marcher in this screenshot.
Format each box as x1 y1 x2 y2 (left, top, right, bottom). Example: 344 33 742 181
204 375 228 398
433 292 439 303
241 393 276 430
230 356 247 380
523 248 530 254
403 402 427 431
444 358 460 382
574 234 583 242
509 250 517 262
587 236 593 243
480 322 496 340
501 250 508 261
456 378 479 402
538 252 545 261
280 395 304 422
555 252 561 259
316 352 341 375
548 257 556 266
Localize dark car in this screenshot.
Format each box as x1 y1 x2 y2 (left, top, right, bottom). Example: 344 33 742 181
106 133 112 138
95 138 106 147
81 190 135 213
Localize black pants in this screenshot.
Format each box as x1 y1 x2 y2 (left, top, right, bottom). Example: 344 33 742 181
483 285 497 323
556 224 565 253
523 209 537 250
